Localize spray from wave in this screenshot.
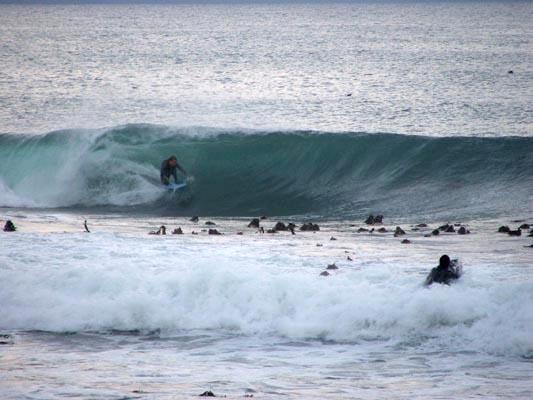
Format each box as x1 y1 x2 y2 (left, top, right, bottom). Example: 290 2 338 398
1 247 532 358
1 124 532 219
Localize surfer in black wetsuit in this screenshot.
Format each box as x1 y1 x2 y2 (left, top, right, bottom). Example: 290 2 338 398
425 255 461 286
160 155 187 185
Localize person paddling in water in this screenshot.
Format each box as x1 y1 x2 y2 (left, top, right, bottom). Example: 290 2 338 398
425 254 461 286
160 155 187 186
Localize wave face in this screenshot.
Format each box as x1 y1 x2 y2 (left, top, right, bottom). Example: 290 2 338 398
1 124 532 219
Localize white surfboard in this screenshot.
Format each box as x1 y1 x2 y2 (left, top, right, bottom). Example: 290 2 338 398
167 182 187 193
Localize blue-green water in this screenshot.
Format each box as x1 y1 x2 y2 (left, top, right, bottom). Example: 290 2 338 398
1 126 532 218
1 2 532 400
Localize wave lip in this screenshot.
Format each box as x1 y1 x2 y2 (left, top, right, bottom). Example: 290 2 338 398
1 124 532 218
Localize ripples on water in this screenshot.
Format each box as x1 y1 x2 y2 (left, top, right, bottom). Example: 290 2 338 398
0 2 531 135
1 2 532 399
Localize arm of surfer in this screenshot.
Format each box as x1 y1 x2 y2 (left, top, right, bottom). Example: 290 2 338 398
176 161 187 177
424 268 435 286
160 162 169 185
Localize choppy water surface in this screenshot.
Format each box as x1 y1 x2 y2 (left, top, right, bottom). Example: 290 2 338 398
0 2 531 135
0 1 532 399
1 214 533 399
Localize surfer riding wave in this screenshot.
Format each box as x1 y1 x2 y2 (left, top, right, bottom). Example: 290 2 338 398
160 155 187 186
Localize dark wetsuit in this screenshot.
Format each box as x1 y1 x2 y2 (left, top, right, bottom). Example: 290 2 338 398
425 266 460 286
160 159 185 185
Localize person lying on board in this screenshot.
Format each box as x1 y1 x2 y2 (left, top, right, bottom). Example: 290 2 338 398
425 255 461 286
160 155 187 185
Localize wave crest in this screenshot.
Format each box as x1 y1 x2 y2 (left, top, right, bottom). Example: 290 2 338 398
1 124 532 218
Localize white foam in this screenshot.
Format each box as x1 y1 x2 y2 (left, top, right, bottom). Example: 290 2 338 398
0 131 165 208
0 179 36 208
1 230 531 357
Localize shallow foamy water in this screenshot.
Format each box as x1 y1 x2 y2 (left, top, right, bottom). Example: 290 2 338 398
1 212 532 399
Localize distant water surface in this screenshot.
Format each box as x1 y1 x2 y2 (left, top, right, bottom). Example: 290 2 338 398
0 2 531 135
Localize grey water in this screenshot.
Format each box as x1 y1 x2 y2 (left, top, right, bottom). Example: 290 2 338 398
0 1 531 135
1 2 532 399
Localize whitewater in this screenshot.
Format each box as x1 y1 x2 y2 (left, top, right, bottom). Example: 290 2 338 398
1 2 532 399
1 214 532 399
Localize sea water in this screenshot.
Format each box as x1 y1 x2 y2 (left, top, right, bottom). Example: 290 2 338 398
0 2 531 136
1 214 532 399
1 2 532 399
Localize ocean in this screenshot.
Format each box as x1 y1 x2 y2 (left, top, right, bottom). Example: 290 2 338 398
1 2 532 399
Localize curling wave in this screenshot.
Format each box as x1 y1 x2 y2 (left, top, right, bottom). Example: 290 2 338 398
0 124 532 219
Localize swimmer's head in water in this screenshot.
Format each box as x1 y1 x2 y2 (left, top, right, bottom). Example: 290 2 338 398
168 155 177 166
439 254 451 268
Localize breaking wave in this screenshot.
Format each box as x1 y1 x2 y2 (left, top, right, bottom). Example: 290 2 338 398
1 124 532 219
1 241 532 358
